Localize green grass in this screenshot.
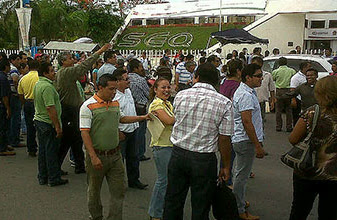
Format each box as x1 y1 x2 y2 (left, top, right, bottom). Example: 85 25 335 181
115 23 246 50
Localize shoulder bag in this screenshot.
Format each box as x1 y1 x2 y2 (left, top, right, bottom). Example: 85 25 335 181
281 104 320 173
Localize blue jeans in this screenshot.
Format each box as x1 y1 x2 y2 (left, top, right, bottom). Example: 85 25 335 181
232 141 256 214
9 95 21 146
136 120 147 159
148 146 172 218
0 105 9 152
120 130 140 184
34 120 61 184
24 101 37 153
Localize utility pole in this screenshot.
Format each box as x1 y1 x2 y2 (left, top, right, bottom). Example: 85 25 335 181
219 0 222 31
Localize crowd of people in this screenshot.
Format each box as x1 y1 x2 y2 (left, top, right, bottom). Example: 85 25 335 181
0 44 337 220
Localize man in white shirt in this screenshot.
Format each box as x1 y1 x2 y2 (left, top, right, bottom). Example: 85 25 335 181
140 52 151 75
290 62 311 126
252 57 276 125
113 68 148 190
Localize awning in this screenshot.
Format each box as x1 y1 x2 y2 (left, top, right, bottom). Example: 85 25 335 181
211 29 269 45
43 41 100 52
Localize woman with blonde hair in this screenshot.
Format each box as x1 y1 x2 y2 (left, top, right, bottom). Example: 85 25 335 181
288 76 337 220
148 78 175 220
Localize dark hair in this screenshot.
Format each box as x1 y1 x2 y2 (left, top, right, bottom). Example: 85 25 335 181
159 58 167 66
0 58 10 71
155 66 172 82
239 52 246 62
19 63 27 70
129 59 141 72
103 50 116 62
0 52 7 60
194 62 219 88
226 53 233 60
272 48 280 54
28 59 40 70
279 57 287 66
251 56 263 66
113 68 127 80
200 51 206 56
325 48 332 53
253 47 260 54
19 52 27 59
149 77 170 101
306 68 318 76
332 61 337 66
241 64 261 83
164 49 169 54
97 74 117 88
199 57 207 64
186 54 194 61
9 54 19 62
227 59 243 77
207 55 218 63
38 61 52 77
299 62 311 71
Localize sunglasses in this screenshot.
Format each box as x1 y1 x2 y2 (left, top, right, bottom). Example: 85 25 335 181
252 74 263 78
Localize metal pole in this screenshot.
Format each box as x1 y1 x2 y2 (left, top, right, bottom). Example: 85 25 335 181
219 0 222 31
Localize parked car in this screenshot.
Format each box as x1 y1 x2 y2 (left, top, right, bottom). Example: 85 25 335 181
263 55 332 79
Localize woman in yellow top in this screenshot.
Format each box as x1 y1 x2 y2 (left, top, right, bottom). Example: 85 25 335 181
148 78 175 220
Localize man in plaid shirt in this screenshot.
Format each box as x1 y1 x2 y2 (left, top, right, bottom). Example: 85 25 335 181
163 62 234 220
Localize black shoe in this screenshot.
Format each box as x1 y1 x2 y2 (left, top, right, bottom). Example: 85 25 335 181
61 170 68 176
75 168 86 174
129 181 148 190
39 179 48 185
48 179 69 187
139 155 150 161
28 152 37 157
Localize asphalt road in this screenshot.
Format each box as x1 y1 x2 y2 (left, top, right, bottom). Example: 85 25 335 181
0 113 319 220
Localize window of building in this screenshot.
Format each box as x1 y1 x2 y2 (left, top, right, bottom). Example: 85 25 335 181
147 19 160 25
131 20 142 26
310 20 325 29
305 19 308 28
329 20 337 28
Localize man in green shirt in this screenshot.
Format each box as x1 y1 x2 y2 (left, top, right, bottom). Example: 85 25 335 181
272 57 296 132
34 61 67 187
55 44 110 174
80 74 150 220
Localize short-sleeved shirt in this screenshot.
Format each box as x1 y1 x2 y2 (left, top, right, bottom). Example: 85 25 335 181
255 71 276 103
0 71 11 103
176 61 193 84
96 63 116 83
232 82 264 143
272 65 296 89
8 65 19 94
171 82 234 153
128 72 149 105
80 94 124 151
33 77 62 125
113 88 139 133
17 71 39 99
290 71 307 100
149 97 174 147
219 79 240 100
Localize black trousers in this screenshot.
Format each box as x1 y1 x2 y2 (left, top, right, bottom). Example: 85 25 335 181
163 146 217 220
58 104 85 171
289 174 337 220
119 130 140 184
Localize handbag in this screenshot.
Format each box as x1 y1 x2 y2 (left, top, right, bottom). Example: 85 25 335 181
212 181 240 220
281 104 320 173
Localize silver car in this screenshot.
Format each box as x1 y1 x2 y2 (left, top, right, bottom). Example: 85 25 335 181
263 55 332 79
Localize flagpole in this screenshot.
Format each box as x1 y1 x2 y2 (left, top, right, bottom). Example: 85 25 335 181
219 0 222 31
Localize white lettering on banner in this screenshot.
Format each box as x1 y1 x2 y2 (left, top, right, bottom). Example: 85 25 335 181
168 33 193 47
118 32 194 48
144 32 170 47
118 33 146 47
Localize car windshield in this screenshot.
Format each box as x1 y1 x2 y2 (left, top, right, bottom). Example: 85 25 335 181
263 58 327 73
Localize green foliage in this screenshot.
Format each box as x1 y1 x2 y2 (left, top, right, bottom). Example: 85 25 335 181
116 23 246 50
0 0 123 49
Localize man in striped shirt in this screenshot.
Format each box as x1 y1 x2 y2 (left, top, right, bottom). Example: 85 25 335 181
175 54 195 92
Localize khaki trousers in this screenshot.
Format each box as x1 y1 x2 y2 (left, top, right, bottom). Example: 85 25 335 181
86 151 126 220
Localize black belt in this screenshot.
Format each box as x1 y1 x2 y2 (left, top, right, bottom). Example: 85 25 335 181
94 146 120 156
